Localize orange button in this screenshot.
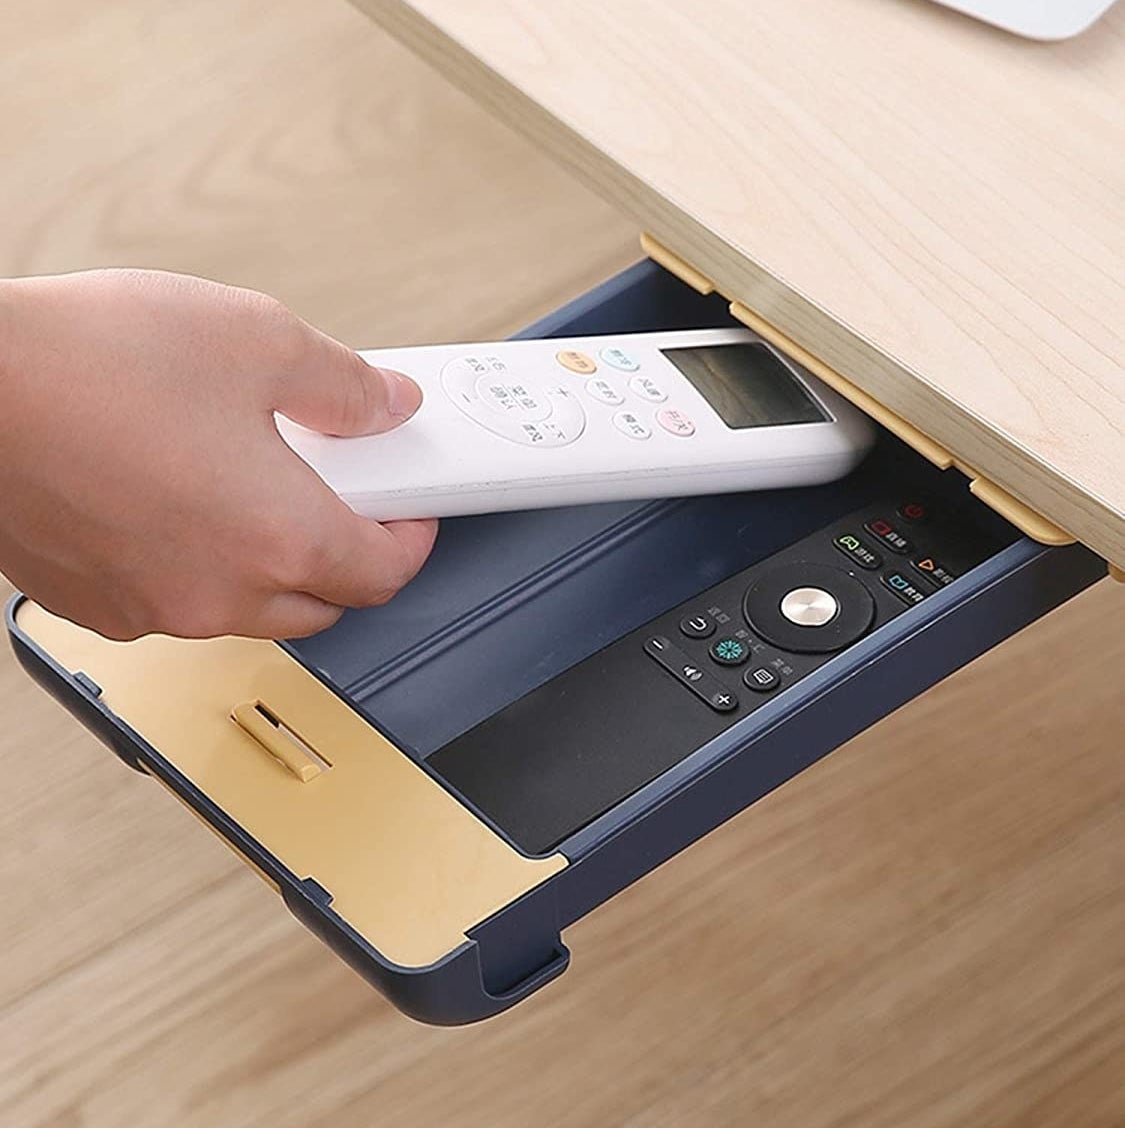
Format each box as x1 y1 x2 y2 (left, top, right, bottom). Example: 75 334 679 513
556 349 597 375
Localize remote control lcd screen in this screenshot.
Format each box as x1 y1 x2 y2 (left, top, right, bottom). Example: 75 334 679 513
661 343 829 429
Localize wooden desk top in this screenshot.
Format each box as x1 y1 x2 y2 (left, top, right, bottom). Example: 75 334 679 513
355 0 1125 566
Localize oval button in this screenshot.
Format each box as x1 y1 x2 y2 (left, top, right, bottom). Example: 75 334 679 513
556 349 597 375
599 346 640 372
656 408 696 436
586 377 625 406
613 410 652 440
629 375 667 402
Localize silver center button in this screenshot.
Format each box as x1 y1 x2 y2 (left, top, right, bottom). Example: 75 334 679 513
779 586 839 627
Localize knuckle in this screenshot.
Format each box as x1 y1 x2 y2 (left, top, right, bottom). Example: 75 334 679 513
387 557 417 596
278 540 325 593
235 284 287 322
336 363 380 435
250 516 316 591
365 556 415 606
122 575 232 639
256 300 308 370
221 284 305 365
363 583 399 608
288 603 345 639
393 534 431 584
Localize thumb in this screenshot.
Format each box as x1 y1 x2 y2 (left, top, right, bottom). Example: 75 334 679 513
273 320 423 437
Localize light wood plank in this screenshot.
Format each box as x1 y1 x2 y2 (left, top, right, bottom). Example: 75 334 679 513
0 0 635 345
353 0 1125 567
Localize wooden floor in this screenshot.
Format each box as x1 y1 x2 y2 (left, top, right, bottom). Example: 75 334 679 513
1 4 1122 1126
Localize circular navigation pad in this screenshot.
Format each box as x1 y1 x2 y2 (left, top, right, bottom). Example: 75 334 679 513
743 563 875 654
441 354 585 447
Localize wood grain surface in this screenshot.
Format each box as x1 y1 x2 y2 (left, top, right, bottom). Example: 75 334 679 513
353 0 1125 568
1 3 1123 1126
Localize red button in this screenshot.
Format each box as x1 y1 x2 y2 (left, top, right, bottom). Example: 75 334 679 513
657 408 696 436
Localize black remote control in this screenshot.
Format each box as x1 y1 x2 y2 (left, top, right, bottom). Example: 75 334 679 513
428 494 1012 854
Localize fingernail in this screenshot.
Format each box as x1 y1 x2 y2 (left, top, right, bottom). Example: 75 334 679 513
379 367 423 421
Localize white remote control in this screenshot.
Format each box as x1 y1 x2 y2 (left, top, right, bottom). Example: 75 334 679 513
277 328 875 520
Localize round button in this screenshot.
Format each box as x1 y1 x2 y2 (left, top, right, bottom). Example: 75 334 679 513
680 613 716 639
613 410 651 440
780 587 838 628
897 500 929 523
443 361 586 448
743 563 875 655
599 346 640 372
656 408 695 437
586 377 625 406
556 349 597 375
743 666 781 693
709 637 749 666
629 375 667 402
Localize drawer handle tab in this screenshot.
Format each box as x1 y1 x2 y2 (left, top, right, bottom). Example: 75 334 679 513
231 701 331 782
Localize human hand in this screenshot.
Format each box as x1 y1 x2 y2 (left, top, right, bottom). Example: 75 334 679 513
0 269 437 639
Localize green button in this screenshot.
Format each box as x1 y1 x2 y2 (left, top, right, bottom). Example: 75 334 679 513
710 637 748 666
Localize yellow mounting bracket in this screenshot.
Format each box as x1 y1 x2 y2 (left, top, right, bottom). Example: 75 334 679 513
639 232 1103 563
15 601 567 969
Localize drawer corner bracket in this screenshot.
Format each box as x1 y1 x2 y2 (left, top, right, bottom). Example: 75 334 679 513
639 232 1088 553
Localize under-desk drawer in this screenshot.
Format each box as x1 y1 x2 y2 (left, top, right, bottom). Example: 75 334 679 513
7 260 1106 1025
